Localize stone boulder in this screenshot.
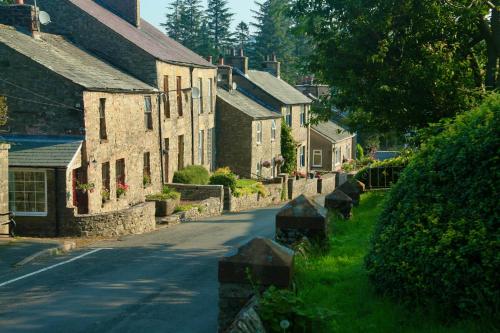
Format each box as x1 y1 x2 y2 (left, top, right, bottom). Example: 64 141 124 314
338 181 361 206
275 195 328 247
325 189 353 219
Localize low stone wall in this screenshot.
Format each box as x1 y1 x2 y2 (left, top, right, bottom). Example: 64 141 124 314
318 174 336 194
0 144 9 235
225 296 265 333
288 177 318 200
335 172 348 188
168 183 224 202
179 197 223 221
228 181 284 213
60 202 156 237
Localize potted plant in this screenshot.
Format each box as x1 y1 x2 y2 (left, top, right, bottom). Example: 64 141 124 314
76 182 95 194
262 160 272 168
116 183 129 198
101 188 111 204
143 174 152 187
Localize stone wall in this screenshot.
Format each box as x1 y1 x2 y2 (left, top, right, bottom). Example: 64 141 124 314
228 180 283 212
60 202 156 237
225 296 265 333
179 197 223 221
168 183 224 202
288 177 318 200
0 144 9 235
318 173 336 194
336 172 348 188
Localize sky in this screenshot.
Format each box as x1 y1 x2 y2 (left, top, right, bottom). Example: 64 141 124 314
140 0 258 33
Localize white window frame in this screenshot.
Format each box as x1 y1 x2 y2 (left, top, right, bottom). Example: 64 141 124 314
312 150 323 167
198 78 203 114
335 147 341 165
271 120 277 141
300 146 306 167
8 169 48 217
208 78 213 113
256 121 263 144
285 106 292 126
198 129 205 164
256 162 262 177
300 105 306 127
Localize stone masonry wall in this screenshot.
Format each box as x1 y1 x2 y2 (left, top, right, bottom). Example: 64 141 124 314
168 183 224 202
60 202 156 237
229 181 283 212
180 197 222 221
288 177 318 200
318 173 336 194
251 118 282 179
0 144 9 235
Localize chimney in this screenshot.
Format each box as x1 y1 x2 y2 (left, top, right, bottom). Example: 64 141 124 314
226 48 248 75
206 55 213 64
217 56 233 91
95 0 140 27
0 2 40 37
262 53 281 78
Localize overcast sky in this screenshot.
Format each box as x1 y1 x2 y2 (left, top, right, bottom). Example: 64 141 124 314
140 0 258 33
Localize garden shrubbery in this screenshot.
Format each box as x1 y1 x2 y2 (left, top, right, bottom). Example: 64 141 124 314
172 165 210 185
365 95 500 317
209 167 237 192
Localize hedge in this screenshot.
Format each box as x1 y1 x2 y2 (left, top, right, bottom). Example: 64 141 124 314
365 94 500 317
172 165 210 185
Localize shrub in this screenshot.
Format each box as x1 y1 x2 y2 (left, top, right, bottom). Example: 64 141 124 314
172 165 210 185
209 168 237 192
365 94 500 317
233 179 269 198
281 122 297 174
146 186 181 201
356 143 364 160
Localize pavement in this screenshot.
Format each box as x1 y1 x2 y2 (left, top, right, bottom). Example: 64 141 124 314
0 204 285 333
0 238 63 271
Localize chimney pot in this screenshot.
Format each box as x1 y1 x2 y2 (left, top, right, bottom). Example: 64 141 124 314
16 0 25 4
239 48 244 57
272 53 277 62
218 56 224 66
206 55 213 63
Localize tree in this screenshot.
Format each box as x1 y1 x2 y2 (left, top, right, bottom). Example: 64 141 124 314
235 21 250 50
197 19 214 59
161 0 185 42
162 0 204 53
206 0 234 57
252 0 296 80
291 0 498 134
0 0 15 4
281 122 297 174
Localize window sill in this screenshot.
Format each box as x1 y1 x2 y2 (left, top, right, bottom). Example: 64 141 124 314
13 212 48 217
100 139 108 144
145 129 154 133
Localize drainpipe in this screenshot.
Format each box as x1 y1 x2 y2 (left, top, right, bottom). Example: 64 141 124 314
157 93 165 184
54 169 60 236
190 67 195 165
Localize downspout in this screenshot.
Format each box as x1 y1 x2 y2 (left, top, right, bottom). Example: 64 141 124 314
54 168 60 236
157 93 165 184
190 67 195 165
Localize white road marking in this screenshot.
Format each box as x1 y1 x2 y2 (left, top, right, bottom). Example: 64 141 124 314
0 248 112 288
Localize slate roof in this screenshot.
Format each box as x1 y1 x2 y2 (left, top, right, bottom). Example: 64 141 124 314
0 26 156 92
312 121 354 143
69 0 214 68
245 70 312 105
1 135 83 168
217 88 281 120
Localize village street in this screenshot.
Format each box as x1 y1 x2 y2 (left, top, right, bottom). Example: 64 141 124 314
0 205 286 333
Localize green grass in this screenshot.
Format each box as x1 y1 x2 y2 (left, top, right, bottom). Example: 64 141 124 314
295 191 493 333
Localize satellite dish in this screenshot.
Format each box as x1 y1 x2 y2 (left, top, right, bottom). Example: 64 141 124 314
232 82 237 90
38 11 51 25
191 87 201 99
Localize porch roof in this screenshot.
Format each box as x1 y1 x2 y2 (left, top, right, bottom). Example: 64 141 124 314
1 135 83 168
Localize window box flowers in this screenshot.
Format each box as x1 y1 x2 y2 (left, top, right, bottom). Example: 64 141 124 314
116 183 129 198
76 182 95 194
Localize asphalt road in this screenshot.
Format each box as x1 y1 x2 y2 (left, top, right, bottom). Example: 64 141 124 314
0 205 283 333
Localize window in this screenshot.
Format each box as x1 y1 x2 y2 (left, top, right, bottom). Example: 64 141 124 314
256 121 263 144
300 105 306 127
198 130 205 164
256 162 262 177
144 96 153 130
8 170 47 216
176 76 183 117
178 135 185 170
208 128 215 171
143 152 151 185
271 120 277 141
198 78 203 114
99 98 107 140
346 144 351 161
285 106 292 127
335 148 341 165
116 159 126 185
313 150 323 167
208 78 213 113
163 75 170 118
164 138 170 181
102 162 110 193
300 146 306 167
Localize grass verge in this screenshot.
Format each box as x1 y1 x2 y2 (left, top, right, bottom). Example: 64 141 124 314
295 191 494 333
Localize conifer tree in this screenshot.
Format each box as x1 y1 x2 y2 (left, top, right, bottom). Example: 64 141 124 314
162 0 185 42
206 0 234 57
235 21 250 50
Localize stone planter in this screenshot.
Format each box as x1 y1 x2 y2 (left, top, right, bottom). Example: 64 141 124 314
146 198 180 217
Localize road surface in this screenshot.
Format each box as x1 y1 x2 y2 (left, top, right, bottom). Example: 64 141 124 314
0 205 282 333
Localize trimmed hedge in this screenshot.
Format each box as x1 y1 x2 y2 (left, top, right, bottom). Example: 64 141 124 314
365 95 500 317
172 165 210 185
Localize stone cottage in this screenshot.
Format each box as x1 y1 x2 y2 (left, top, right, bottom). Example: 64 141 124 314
28 0 218 180
216 60 282 179
0 8 160 236
225 51 312 174
310 121 356 172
